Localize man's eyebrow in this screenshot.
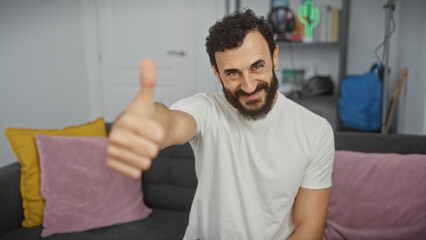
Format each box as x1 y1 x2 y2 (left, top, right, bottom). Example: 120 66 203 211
251 59 265 68
224 68 239 74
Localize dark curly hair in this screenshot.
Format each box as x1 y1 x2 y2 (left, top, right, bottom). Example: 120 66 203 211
206 9 276 72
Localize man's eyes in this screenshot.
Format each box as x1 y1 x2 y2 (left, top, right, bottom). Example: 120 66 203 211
252 63 264 71
224 64 265 79
226 71 239 78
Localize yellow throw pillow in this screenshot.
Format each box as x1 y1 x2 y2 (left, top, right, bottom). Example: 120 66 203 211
4 117 107 228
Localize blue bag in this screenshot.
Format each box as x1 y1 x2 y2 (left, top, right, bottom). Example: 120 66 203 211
338 63 383 131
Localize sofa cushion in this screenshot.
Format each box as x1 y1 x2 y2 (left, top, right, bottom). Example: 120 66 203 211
324 151 426 239
35 135 152 237
143 143 197 211
4 118 107 228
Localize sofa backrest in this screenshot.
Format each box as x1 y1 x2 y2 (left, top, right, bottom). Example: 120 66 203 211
335 131 426 154
106 123 426 217
143 143 197 212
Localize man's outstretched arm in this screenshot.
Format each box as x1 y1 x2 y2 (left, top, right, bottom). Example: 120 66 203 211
288 187 331 240
106 59 197 179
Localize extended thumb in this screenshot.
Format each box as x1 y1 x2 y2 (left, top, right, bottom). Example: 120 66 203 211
137 59 157 110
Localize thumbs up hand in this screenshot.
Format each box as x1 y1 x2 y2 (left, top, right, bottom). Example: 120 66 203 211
107 59 165 179
128 59 157 117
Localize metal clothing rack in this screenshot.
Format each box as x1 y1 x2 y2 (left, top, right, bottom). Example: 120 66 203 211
225 0 241 15
380 0 396 134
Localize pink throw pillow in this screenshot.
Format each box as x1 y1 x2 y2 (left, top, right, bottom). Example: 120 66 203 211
35 134 152 237
324 151 426 240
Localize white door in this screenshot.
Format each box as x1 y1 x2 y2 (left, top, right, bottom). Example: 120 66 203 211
96 0 196 121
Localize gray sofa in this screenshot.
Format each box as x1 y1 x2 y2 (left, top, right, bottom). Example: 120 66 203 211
1 123 425 239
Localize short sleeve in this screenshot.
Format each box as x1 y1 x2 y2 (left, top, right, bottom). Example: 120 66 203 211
170 93 214 140
301 119 335 189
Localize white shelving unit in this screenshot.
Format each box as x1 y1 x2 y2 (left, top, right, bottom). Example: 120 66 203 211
275 0 350 130
236 0 350 130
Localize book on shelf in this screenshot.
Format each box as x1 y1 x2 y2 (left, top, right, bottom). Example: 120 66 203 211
315 1 341 42
332 7 340 42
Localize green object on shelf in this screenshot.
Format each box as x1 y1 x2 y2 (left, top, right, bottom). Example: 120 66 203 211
298 0 320 38
282 69 305 84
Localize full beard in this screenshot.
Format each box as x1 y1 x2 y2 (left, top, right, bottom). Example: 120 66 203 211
222 72 279 121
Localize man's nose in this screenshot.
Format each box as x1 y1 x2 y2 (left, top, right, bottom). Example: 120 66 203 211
240 73 256 94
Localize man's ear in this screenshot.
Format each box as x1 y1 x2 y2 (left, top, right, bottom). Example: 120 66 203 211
211 63 222 84
273 45 279 72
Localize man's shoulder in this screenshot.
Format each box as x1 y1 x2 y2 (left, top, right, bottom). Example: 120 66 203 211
278 93 323 120
277 93 331 131
176 92 223 104
170 92 229 117
198 92 226 102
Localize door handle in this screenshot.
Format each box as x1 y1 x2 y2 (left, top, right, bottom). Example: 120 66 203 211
167 50 185 57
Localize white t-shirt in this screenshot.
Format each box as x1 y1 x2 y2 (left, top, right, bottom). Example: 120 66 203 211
170 92 334 240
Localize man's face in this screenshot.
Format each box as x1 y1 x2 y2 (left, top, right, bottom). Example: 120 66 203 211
212 31 279 120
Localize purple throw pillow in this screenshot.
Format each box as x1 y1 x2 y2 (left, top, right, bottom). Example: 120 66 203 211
324 151 426 240
35 134 152 237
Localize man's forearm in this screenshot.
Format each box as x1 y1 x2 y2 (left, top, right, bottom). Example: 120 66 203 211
152 103 173 149
288 187 330 240
287 224 324 240
154 103 197 149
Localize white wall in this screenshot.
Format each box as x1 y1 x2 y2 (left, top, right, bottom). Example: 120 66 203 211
194 0 226 93
0 0 93 167
0 0 226 168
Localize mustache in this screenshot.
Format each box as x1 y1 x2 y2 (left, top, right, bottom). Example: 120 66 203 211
233 82 269 97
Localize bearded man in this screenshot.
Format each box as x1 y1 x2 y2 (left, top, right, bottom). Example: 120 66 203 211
107 9 334 240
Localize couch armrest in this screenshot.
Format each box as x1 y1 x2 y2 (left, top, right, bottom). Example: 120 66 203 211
0 162 23 235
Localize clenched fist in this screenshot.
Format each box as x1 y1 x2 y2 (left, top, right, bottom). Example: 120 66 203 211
106 59 165 179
